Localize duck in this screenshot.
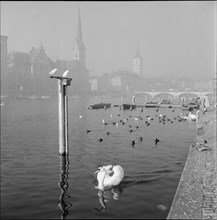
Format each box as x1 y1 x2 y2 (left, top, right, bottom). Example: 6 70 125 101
155 138 160 145
131 139 136 146
98 138 103 142
95 165 124 191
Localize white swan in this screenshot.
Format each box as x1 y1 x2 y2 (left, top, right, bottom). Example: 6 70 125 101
95 165 124 191
188 110 200 121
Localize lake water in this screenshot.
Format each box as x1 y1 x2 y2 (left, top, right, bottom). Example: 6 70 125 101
1 96 197 219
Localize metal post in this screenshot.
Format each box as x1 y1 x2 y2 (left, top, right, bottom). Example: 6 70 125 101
58 79 65 155
64 84 69 154
132 95 135 104
121 96 123 105
49 71 72 156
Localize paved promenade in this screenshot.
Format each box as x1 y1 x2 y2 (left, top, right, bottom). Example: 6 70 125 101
167 108 217 219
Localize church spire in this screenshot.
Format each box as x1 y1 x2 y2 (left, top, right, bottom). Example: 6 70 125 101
76 7 83 45
73 7 86 66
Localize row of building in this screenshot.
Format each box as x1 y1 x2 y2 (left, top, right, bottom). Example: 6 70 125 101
1 9 90 97
1 9 216 97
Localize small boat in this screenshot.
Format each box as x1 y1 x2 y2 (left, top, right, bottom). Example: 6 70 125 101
87 102 111 109
181 102 199 110
144 101 160 108
122 103 136 110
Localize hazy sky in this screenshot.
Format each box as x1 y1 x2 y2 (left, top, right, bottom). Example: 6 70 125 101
1 1 216 79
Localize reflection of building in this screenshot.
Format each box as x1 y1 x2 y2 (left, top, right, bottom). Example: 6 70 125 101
1 35 8 94
57 9 90 95
133 45 143 77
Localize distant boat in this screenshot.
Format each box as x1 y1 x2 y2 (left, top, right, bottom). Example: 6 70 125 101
122 103 136 110
145 99 181 108
144 101 160 108
0 102 4 106
87 102 111 109
181 102 199 110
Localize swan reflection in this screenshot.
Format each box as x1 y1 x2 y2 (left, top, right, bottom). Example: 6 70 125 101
58 155 72 219
94 166 169 212
95 186 122 212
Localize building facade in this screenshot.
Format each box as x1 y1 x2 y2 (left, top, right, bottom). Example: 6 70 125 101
1 35 8 95
29 44 56 96
98 70 148 95
7 51 31 96
7 44 55 97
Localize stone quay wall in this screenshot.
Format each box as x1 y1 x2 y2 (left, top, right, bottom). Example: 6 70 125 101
167 105 217 219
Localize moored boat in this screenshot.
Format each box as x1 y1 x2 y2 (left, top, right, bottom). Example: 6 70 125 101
181 102 199 110
144 101 160 108
87 102 111 109
122 103 136 110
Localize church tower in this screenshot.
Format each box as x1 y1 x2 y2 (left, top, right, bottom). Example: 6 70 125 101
73 8 86 67
68 7 90 94
133 45 143 76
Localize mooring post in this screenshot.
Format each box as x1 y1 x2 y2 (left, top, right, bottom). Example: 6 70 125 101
132 95 135 104
49 70 72 156
63 80 69 155
58 79 65 155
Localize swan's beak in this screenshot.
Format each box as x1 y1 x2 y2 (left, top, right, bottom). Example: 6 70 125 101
94 167 101 174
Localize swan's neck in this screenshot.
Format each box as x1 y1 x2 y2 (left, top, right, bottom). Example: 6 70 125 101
98 171 107 190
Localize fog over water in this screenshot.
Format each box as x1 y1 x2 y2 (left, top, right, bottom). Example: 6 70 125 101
1 1 216 79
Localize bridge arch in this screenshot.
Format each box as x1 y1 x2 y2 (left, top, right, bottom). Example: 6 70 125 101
133 93 153 103
153 92 176 99
178 92 199 99
204 92 215 97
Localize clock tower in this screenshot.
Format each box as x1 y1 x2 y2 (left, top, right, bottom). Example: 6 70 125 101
133 45 143 76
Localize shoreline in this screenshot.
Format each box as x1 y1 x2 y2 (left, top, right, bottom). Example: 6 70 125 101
167 108 217 219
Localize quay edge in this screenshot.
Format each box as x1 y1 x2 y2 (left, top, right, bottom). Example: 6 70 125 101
167 107 217 219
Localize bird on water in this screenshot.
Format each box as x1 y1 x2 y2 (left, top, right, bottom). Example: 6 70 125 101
95 165 124 191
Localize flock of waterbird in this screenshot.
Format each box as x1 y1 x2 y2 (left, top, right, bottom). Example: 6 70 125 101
79 106 200 149
79 105 200 194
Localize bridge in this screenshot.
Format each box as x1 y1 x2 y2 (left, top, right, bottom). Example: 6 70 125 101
133 91 214 98
131 91 215 104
